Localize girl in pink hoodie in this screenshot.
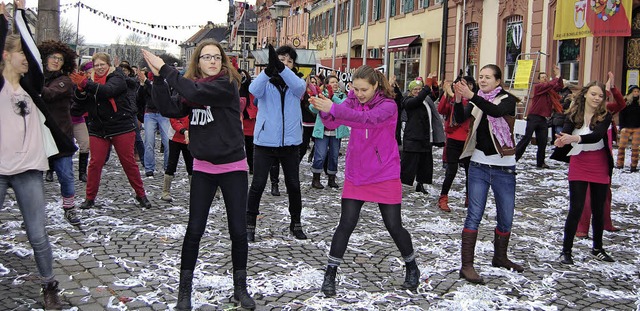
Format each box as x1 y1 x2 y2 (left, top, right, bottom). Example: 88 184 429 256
310 65 420 297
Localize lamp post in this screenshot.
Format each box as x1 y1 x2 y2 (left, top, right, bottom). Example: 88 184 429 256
220 39 229 52
269 0 291 48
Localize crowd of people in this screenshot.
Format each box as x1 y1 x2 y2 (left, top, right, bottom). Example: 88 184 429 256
0 2 632 308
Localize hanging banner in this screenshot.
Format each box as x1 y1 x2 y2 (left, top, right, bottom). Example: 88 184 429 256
315 64 353 86
554 0 633 40
230 2 248 50
513 60 534 90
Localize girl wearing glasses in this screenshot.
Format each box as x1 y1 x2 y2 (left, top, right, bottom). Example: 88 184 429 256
142 39 254 310
0 1 76 308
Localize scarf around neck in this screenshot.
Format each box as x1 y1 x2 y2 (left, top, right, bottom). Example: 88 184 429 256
94 71 118 113
477 86 513 148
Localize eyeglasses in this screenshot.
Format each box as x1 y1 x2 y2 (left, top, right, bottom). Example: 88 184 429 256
48 55 64 62
199 54 222 62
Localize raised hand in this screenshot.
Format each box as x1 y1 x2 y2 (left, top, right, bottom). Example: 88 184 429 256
268 44 284 73
69 72 87 89
309 93 333 113
605 71 615 90
141 49 164 76
453 79 473 100
14 0 24 10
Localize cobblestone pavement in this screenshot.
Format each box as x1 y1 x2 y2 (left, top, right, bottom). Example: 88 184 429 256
1 143 639 310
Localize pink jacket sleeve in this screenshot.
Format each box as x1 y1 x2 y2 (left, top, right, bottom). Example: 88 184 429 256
320 96 397 129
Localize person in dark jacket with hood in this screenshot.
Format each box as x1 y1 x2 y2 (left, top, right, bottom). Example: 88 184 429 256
401 79 436 194
247 44 308 242
70 52 151 209
38 40 81 226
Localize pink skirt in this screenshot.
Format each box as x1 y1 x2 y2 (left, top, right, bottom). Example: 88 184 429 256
568 149 610 184
342 178 402 204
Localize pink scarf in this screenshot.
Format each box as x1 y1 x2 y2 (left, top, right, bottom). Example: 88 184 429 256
477 87 514 148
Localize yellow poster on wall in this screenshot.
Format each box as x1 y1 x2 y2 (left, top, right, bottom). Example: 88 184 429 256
513 60 534 90
554 0 633 40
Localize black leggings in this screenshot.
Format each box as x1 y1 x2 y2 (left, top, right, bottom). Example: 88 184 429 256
329 199 414 260
441 139 469 195
165 140 193 176
181 170 248 272
563 181 607 252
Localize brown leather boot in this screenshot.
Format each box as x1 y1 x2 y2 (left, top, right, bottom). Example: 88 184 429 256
491 230 524 272
438 195 451 212
312 173 324 189
43 280 62 310
460 230 485 284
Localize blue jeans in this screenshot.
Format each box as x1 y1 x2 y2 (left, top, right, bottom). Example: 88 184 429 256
464 161 516 232
50 156 75 198
0 170 54 281
311 135 341 174
143 113 170 173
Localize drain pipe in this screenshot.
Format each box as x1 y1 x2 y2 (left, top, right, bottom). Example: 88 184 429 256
439 0 449 80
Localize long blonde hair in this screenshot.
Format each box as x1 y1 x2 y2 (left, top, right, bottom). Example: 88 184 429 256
184 39 241 87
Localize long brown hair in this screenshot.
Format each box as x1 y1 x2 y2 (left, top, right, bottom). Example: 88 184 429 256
567 81 608 129
352 65 394 98
184 39 241 87
1 34 22 72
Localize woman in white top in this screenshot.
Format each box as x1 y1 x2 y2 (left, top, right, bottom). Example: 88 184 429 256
554 81 614 265
0 1 76 308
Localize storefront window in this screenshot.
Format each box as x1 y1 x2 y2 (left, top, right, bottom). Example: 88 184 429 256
504 15 523 82
558 39 580 82
465 22 479 78
394 45 421 92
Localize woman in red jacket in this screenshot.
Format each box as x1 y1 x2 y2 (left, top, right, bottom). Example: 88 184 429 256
436 77 476 212
161 116 193 202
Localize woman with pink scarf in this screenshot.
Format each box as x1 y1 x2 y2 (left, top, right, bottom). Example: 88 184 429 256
453 64 523 285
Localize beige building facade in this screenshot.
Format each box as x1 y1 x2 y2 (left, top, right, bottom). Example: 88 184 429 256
309 0 444 91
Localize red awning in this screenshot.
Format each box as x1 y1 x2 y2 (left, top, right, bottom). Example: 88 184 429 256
387 35 420 52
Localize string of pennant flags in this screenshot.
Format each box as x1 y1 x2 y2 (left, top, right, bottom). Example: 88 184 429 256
25 1 254 44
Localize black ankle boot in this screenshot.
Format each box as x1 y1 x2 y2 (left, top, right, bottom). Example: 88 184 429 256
415 183 428 194
247 225 256 243
79 199 95 210
233 270 256 310
290 223 308 240
321 265 337 297
176 270 193 311
271 183 281 196
401 260 420 290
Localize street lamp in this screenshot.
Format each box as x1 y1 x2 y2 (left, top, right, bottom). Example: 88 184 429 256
220 39 229 52
269 0 291 48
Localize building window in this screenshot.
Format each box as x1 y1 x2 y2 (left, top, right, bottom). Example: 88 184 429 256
372 0 381 21
394 45 422 91
423 0 429 8
558 39 580 82
360 0 366 25
403 0 414 14
465 22 479 78
504 15 523 82
354 45 362 58
391 0 396 16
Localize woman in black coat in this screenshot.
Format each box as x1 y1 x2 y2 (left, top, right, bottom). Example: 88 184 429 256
401 79 435 193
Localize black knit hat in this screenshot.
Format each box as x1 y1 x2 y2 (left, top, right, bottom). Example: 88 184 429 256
627 85 640 95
